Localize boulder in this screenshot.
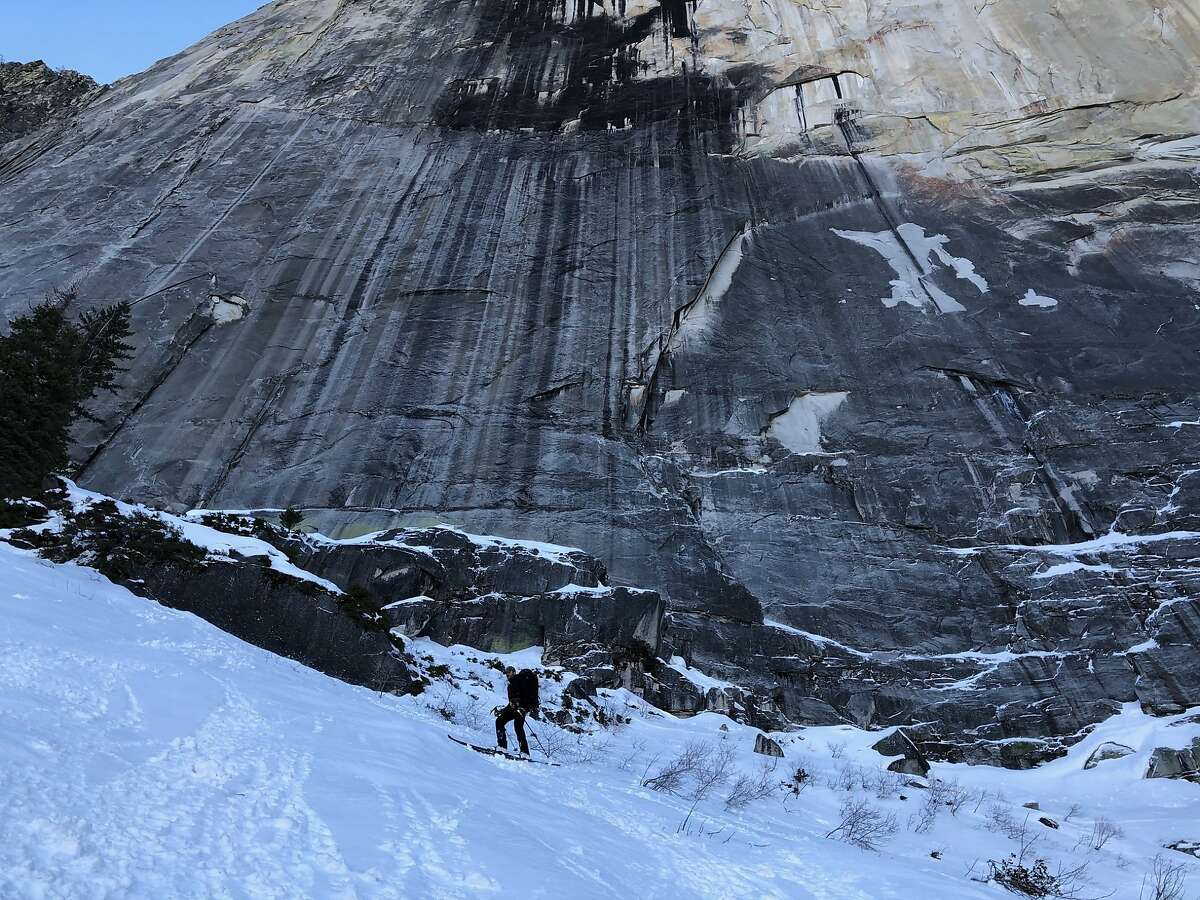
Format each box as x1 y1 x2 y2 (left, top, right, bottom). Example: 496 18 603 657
874 727 931 777
1084 742 1136 769
754 734 784 758
1146 739 1200 783
888 757 930 777
1167 840 1200 859
384 586 664 657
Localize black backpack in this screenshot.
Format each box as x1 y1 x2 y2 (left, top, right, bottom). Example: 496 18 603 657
508 669 539 711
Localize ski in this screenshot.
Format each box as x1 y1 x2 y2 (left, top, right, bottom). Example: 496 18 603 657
447 735 559 766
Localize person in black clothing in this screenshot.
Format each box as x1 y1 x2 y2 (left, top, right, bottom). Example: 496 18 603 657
495 667 539 756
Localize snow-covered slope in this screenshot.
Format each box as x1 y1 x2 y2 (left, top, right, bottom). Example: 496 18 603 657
3 542 1197 898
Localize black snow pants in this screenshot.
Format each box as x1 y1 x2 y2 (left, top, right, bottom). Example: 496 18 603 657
495 704 529 755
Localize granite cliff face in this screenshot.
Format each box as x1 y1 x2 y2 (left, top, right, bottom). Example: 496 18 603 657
1 0 1198 764
0 61 101 145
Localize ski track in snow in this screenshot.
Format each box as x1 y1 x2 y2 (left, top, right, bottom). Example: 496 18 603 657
1 543 1198 899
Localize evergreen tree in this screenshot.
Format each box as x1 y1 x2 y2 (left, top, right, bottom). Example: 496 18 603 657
279 506 305 531
0 289 133 499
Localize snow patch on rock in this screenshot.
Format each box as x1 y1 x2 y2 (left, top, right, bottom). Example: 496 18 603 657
831 223 985 313
1020 289 1059 308
768 392 849 455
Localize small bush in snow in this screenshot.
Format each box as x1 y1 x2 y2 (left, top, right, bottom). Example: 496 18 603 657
1140 854 1190 900
782 767 813 800
592 696 631 732
987 803 1028 841
927 777 972 815
687 745 736 803
824 797 899 851
827 740 847 759
989 855 1059 897
642 741 709 794
909 792 939 834
864 767 903 800
1085 817 1124 852
724 760 779 811
617 738 647 772
427 682 459 722
829 762 860 792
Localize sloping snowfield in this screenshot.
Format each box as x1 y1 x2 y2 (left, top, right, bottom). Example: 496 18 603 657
2 542 1197 899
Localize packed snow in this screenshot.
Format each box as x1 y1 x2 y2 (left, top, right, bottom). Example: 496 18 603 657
2 542 1198 899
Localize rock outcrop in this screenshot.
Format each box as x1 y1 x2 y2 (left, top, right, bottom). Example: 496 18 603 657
1 0 1198 764
7 490 419 695
1147 738 1200 784
0 61 100 145
289 523 666 656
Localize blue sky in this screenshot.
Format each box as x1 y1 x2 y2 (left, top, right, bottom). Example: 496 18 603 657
1 2 264 83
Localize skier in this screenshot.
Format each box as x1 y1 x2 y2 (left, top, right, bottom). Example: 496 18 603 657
495 667 539 756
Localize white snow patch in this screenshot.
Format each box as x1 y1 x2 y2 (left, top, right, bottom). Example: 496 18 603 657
670 223 752 349
208 294 249 323
1122 639 1160 654
1137 134 1200 160
948 528 1200 558
688 466 769 479
668 657 735 691
1033 561 1117 579
381 595 436 610
831 223 985 313
764 619 870 658
1020 289 1059 308
552 583 611 597
768 392 848 455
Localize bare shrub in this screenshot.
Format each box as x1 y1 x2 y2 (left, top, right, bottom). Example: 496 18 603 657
827 740 847 759
532 726 572 761
617 738 647 772
924 776 972 815
782 767 814 801
989 855 1060 897
864 767 903 800
427 682 458 722
1085 817 1124 852
687 745 736 803
593 696 631 733
829 762 860 792
642 741 709 794
991 857 1102 900
1140 854 1190 900
987 803 1021 839
1063 803 1082 823
824 797 899 851
910 791 940 834
568 734 613 765
725 760 779 811
974 788 996 814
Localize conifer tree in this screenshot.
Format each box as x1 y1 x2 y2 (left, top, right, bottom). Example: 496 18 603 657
279 506 305 531
0 288 133 498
